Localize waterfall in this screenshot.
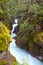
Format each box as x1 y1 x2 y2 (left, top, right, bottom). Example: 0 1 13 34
9 19 43 65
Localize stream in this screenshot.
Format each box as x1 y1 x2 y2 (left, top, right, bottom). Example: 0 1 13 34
9 19 43 65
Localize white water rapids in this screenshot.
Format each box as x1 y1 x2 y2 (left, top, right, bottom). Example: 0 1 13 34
9 19 43 65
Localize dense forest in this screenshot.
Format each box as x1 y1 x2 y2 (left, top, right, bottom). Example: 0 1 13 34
0 0 43 65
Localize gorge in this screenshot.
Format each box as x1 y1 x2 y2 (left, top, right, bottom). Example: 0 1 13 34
9 19 43 65
0 0 43 65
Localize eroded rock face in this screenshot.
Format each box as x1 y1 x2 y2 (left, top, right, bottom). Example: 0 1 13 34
16 38 43 61
16 33 43 61
29 42 43 61
16 39 29 50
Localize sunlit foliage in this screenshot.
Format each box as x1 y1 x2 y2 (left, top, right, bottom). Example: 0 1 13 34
0 21 12 52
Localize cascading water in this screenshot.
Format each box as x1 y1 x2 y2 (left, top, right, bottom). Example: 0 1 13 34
9 19 43 65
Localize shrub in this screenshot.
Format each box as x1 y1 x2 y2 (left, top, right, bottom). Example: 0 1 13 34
0 21 12 52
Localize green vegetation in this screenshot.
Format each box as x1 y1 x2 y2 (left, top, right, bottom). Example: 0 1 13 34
0 7 4 14
16 0 43 61
0 0 17 19
16 0 43 44
19 22 34 33
11 60 18 65
0 21 12 52
0 0 43 64
0 59 7 65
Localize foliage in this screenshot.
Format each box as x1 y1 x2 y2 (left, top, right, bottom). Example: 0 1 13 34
0 0 43 21
11 59 18 65
16 0 43 44
0 7 4 14
21 36 29 41
37 32 43 44
0 21 12 52
0 59 7 65
0 0 17 18
0 0 18 29
19 21 34 33
16 1 43 61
